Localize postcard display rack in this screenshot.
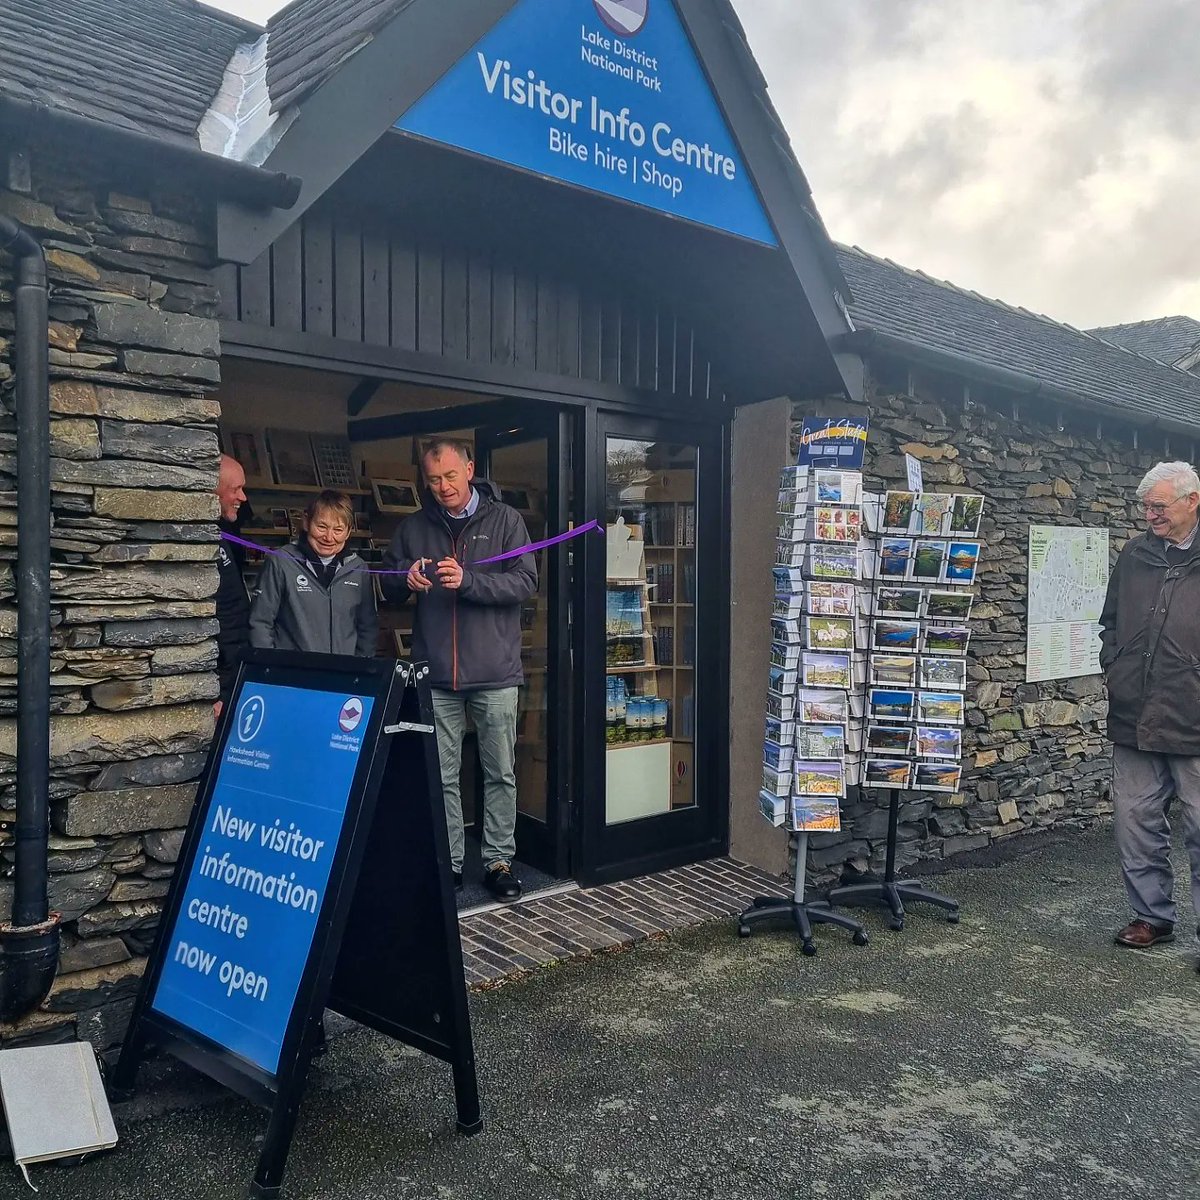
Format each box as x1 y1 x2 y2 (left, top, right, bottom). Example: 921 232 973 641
823 487 984 929
737 466 870 954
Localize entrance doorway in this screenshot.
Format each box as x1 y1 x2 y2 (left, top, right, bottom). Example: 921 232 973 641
351 400 575 897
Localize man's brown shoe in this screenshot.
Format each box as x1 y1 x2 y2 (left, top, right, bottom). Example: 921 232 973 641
1114 919 1174 948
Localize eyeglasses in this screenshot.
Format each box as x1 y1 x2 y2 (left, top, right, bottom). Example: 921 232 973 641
309 522 349 537
1140 496 1196 517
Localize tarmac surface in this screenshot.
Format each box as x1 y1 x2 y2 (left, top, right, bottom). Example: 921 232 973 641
9 825 1199 1200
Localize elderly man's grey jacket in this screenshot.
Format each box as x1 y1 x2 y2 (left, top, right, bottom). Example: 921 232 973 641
1099 530 1200 755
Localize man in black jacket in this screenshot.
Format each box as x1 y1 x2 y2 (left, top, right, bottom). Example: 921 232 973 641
215 454 250 718
382 440 537 899
1099 460 1200 966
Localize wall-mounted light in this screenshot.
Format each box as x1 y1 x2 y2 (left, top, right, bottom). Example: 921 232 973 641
1133 428 1140 450
1055 409 1065 433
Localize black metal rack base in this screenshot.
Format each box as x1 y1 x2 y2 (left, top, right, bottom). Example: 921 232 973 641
738 832 870 956
824 788 960 931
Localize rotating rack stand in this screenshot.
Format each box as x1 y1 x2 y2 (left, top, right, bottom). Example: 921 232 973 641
824 788 959 931
739 832 869 956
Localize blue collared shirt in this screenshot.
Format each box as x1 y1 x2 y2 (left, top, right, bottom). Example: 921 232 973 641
445 486 479 522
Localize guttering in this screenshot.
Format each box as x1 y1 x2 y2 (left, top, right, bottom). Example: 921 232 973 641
838 327 1200 442
0 95 301 212
0 213 61 1023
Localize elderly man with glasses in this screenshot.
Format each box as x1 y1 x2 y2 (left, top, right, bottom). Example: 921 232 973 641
1099 461 1200 968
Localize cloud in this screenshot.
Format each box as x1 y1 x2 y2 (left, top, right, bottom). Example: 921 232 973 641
739 0 1200 328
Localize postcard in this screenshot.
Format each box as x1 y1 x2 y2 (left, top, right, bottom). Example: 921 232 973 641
876 586 923 618
948 493 985 537
813 470 863 507
863 759 912 789
861 493 883 533
806 616 854 652
911 540 947 582
872 620 922 652
762 764 792 796
775 540 807 568
923 625 971 656
913 762 962 793
792 760 846 799
772 594 806 620
768 665 799 697
773 566 805 596
764 717 794 747
866 724 914 756
869 688 916 723
945 541 981 585
913 492 953 535
879 537 914 579
780 465 808 492
805 580 857 616
798 688 849 725
777 512 807 542
916 690 966 725
803 652 852 689
763 740 794 772
771 616 803 644
919 656 967 691
795 723 847 760
770 642 803 672
925 589 974 620
765 690 797 722
871 654 918 687
791 795 843 832
813 506 862 543
915 725 962 760
759 790 788 827
807 543 860 582
883 490 917 533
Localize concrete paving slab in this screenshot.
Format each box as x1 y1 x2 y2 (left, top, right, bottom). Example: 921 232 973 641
10 826 1198 1200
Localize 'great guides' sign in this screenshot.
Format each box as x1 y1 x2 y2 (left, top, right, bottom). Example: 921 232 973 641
149 683 373 1073
397 0 777 245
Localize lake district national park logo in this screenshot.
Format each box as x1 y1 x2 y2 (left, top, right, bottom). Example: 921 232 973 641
594 0 649 37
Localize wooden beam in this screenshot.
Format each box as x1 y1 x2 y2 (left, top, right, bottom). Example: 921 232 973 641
346 378 382 417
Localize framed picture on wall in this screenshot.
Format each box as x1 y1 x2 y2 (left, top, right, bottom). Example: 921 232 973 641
310 435 359 490
221 427 273 488
266 429 320 488
371 478 421 514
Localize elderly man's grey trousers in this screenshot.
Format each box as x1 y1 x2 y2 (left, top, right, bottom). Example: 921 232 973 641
1112 744 1200 930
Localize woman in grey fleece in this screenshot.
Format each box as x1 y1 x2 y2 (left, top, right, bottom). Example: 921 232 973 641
248 490 378 657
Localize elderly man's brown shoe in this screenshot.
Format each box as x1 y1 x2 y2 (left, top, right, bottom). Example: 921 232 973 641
1114 919 1174 948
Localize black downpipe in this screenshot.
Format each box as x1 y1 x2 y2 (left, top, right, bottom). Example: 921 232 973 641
0 213 61 1024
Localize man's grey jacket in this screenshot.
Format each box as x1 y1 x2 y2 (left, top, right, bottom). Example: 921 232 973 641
382 480 538 691
1099 530 1200 755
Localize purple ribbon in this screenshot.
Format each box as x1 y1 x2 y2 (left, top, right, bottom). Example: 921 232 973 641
220 519 603 575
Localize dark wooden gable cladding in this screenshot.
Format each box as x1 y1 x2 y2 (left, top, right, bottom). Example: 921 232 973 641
216 209 717 404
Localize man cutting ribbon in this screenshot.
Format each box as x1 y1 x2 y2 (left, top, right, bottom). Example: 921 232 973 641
381 439 538 901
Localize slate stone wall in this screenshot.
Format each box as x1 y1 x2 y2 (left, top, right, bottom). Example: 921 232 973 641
794 361 1178 882
0 143 222 1049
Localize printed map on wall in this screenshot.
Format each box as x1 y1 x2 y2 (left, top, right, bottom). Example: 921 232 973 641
1026 525 1110 682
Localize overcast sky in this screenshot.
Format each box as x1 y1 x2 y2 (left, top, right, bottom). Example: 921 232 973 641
205 0 1198 329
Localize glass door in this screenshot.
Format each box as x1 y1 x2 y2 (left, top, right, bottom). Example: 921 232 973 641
474 412 574 879
579 413 726 882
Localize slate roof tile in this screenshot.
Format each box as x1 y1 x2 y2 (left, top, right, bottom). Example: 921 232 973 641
838 245 1200 430
0 0 256 146
265 0 418 113
1085 315 1200 367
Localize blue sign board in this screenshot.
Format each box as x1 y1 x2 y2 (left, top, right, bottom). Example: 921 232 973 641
150 683 374 1073
396 0 777 245
796 416 869 469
